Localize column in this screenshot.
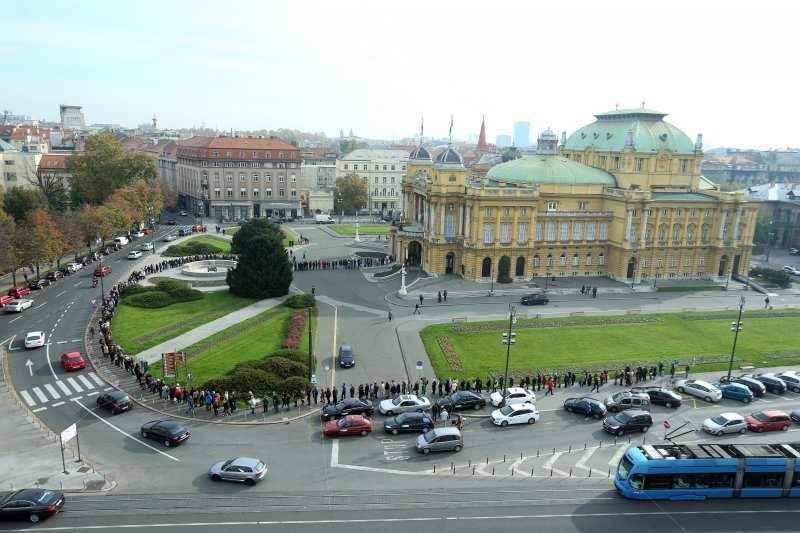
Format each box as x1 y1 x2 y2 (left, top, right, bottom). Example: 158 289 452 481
625 208 634 242
402 191 408 220
440 201 446 236
718 209 727 240
458 203 464 237
639 209 649 245
465 204 472 240
733 208 743 240
429 201 436 232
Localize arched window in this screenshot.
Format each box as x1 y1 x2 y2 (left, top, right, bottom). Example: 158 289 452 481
483 224 493 244
534 222 543 242
444 215 455 237
572 253 579 266
672 224 682 242
599 253 605 265
701 224 710 242
546 222 556 241
573 221 583 241
644 225 652 241
585 254 592 266
687 224 696 242
559 254 566 267
658 224 667 242
533 255 540 267
546 254 553 267
517 223 527 244
500 223 511 244
560 222 570 241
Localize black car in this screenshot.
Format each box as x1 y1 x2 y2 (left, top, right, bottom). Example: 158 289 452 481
321 398 374 421
27 279 50 290
631 386 683 408
0 488 65 523
521 294 549 305
167 219 176 225
96 391 133 415
437 390 487 411
603 409 653 436
140 420 190 447
791 410 800 424
383 411 435 434
718 375 766 397
45 271 63 282
744 373 786 395
339 344 356 368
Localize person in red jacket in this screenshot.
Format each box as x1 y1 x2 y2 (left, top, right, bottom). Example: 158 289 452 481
544 377 555 396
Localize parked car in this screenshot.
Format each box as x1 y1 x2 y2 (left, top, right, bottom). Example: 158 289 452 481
776 371 800 393
323 415 373 437
143 228 154 235
61 351 86 371
383 411 435 434
415 427 463 454
789 248 800 255
178 228 191 236
140 420 190 447
379 394 431 416
95 391 132 415
8 286 31 298
163 234 177 242
603 391 651 413
94 265 112 276
208 457 267 486
338 344 356 368
520 294 549 305
563 397 606 419
603 409 653 436
179 210 187 216
167 219 176 225
630 386 682 408
140 242 154 251
68 261 83 271
791 410 800 424
744 409 792 432
675 379 722 402
24 331 45 349
28 279 50 290
702 412 748 436
717 375 766 397
113 236 130 246
320 398 374 421
45 271 64 282
5 299 34 313
127 250 143 259
743 373 787 395
0 488 65 523
489 387 536 407
191 225 204 232
131 230 145 239
713 382 754 403
782 265 800 276
436 390 487 411
491 402 539 427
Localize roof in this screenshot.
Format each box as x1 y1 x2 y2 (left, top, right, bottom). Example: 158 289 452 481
487 154 617 186
650 192 717 202
564 108 695 154
409 145 432 161
435 147 464 167
39 154 68 169
339 148 409 161
735 182 800 201
181 135 297 151
0 139 17 152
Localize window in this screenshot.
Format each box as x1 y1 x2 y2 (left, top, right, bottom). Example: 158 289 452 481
546 222 556 241
681 159 688 174
363 164 367 170
642 258 649 268
560 222 570 241
226 174 232 182
517 223 527 244
658 225 666 241
701 225 709 241
291 152 296 159
684 257 691 267
662 209 668 217
704 209 711 217
213 150 219 157
240 173 246 182
487 207 493 216
585 254 592 266
382 165 387 171
521 207 527 215
391 177 395 184
636 158 644 172
290 174 296 182
644 226 651 241
629 224 637 242
483 224 493 244
573 221 583 240
687 225 695 241
375 177 379 184
534 222 543 242
671 256 677 267
599 253 605 265
265 151 271 159
722 224 729 240
251 162 259 168
699 257 705 266
690 209 696 217
265 173 272 182
599 222 609 240
586 222 596 240
291 189 297 197
501 223 511 243
676 209 683 217
252 173 259 182
391 165 396 170
533 255 540 267
547 202 557 212
673 225 681 241
214 173 220 181
279 189 285 197
656 257 663 267
226 188 233 197
579 202 587 210
504 207 510 216
572 254 579 266
374 165 379 171
238 150 244 157
374 188 379 195
445 215 455 237
226 151 232 157
266 189 273 197
613 157 620 170
344 164 349 170
253 188 260 197
279 175 285 182
240 188 247 198
546 254 553 267
559 254 566 267
278 152 284 158
214 188 220 197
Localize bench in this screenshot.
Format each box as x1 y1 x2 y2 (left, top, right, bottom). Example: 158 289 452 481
570 311 584 317
626 309 642 315
740 365 755 371
786 304 798 310
451 317 468 323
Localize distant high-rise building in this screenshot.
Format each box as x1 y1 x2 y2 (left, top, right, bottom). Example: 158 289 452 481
496 135 512 147
513 121 530 147
60 105 85 131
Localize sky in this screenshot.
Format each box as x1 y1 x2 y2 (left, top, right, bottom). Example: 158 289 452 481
3 0 798 149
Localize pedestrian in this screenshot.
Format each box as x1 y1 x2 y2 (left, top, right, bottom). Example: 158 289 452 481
311 285 315 296
581 285 585 295
684 364 690 378
592 286 597 298
388 310 393 321
437 291 442 303
443 290 447 302
544 377 555 396
90 325 95 337
248 392 257 414
591 374 600 393
185 396 195 416
273 391 280 413
670 363 676 380
262 393 270 413
413 303 420 314
764 297 770 309
419 294 424 306
440 407 449 422
23 273 28 284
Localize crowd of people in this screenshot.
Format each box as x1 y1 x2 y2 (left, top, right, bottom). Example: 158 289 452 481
291 255 394 271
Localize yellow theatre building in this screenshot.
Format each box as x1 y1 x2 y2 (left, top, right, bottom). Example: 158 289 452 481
392 108 757 284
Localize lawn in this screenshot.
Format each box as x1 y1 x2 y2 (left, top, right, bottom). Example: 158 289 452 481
223 226 291 246
420 311 800 380
114 291 257 354
329 224 389 235
184 235 232 252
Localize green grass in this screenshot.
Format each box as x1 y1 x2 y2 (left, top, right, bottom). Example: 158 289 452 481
374 265 401 277
184 235 232 252
420 311 800 380
114 291 257 354
329 224 389 235
224 226 291 246
656 286 724 292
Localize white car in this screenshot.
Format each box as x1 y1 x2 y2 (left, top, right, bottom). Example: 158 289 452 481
24 331 45 349
180 210 187 216
140 242 154 251
782 265 800 276
127 250 143 259
163 234 177 242
675 379 722 403
775 371 800 393
66 262 83 272
5 299 33 313
702 412 747 436
131 231 145 239
489 387 537 407
379 394 431 416
491 402 539 426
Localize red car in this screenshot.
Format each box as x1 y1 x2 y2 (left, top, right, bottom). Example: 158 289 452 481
143 228 154 235
744 409 792 433
61 352 86 371
0 294 14 307
191 225 203 232
323 415 373 437
94 265 112 277
8 286 31 298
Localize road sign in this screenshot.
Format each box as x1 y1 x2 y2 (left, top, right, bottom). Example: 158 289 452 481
416 361 423 369
311 374 318 385
664 420 671 429
61 423 77 444
324 365 330 372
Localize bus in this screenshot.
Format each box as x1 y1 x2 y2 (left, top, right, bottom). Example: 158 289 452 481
616 442 800 500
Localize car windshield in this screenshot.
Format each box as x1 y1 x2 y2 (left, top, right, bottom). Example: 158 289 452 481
499 405 516 416
450 392 463 402
612 392 626 401
752 412 769 422
34 490 55 503
710 415 730 425
615 411 632 423
336 418 347 427
394 413 409 423
391 397 403 406
423 430 438 443
617 456 634 481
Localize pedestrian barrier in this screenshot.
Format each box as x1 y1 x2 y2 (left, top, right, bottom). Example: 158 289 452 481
786 304 797 309
451 317 468 323
570 311 584 317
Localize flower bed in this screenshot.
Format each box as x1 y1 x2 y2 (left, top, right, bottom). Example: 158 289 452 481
437 336 464 371
451 316 661 333
759 350 800 360
281 310 308 349
681 311 800 321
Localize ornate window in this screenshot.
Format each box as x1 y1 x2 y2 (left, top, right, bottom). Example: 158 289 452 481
483 224 493 244
559 222 570 241
546 254 553 267
533 255 540 267
500 223 511 244
444 215 455 238
585 254 592 266
687 224 696 242
546 222 556 241
599 222 609 241
629 224 637 242
586 222 596 240
559 254 566 267
672 224 682 242
534 222 543 242
572 221 583 241
517 223 527 244
572 254 579 266
644 225 652 241
658 224 667 242
701 225 710 241
598 253 605 266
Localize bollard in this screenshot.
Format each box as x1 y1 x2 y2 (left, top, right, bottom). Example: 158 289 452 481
486 457 489 465
537 449 540 458
492 467 495 475
469 459 471 467
608 468 611 477
643 436 646 445
550 467 553 477
569 445 572 453
511 467 514 476
628 434 632 443
451 461 454 470
531 468 534 476
60 481 63 490
589 468 592 478
434 464 436 473
452 464 455 474
553 447 556 455
35 480 39 488
520 452 523 460
584 442 587 450
599 440 602 448
473 467 475 475
569 467 572 477
503 454 506 462
614 437 617 446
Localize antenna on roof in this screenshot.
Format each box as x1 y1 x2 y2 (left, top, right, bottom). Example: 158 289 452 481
420 116 424 141
448 115 453 145
642 100 646 108
615 103 618 110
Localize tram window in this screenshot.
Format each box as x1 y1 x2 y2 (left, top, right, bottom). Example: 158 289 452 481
793 473 800 487
629 474 644 489
710 473 734 488
744 472 783 488
672 475 691 489
644 475 671 489
691 474 710 489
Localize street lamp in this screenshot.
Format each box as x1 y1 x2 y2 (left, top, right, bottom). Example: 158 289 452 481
308 306 313 381
653 267 660 289
765 231 776 262
98 256 106 306
726 295 745 380
500 303 517 406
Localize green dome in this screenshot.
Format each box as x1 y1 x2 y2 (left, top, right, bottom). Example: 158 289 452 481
564 108 695 153
486 154 617 186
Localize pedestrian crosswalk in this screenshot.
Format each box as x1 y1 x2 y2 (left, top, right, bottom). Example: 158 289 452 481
20 372 107 411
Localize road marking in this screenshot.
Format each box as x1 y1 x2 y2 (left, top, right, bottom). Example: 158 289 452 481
542 451 570 477
71 339 81 342
9 316 21 323
55 380 72 396
72 400 179 461
330 439 417 475
608 445 627 467
44 383 61 399
89 372 104 386
52 401 65 407
78 375 94 389
73 395 83 401
32 406 47 413
20 390 36 406
86 391 99 397
104 386 114 391
56 291 66 297
57 340 68 344
0 335 14 347
66 377 84 392
46 343 57 379
32 387 49 403
573 446 597 471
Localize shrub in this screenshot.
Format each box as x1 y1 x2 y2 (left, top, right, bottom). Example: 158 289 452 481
279 376 310 395
259 356 307 379
121 284 152 297
212 368 280 397
284 294 316 308
182 241 224 255
155 279 186 292
267 348 314 367
497 255 512 283
281 310 307 349
126 291 174 308
154 279 203 303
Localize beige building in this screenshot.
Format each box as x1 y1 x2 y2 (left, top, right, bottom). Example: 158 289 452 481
393 108 757 284
336 148 408 215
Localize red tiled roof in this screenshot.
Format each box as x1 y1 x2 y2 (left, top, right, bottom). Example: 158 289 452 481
39 154 68 170
181 135 297 151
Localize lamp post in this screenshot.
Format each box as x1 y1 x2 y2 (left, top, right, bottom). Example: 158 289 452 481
630 267 636 290
764 231 775 262
500 303 517 406
726 295 745 381
653 267 660 289
98 256 106 306
308 306 313 381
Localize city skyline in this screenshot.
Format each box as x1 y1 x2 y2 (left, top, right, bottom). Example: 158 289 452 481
3 0 798 149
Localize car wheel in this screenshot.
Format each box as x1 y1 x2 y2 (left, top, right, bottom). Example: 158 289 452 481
501 420 509 427
391 429 399 435
360 430 368 436
473 404 481 410
716 430 723 437
593 413 601 419
758 427 765 433
211 474 221 482
164 440 171 447
742 397 750 403
610 406 618 413
677 387 685 393
772 388 782 395
422 448 431 455
617 429 624 436
793 387 800 393
141 430 147 438
385 411 394 416
704 396 712 403
642 425 649 433
782 425 790 431
567 407 574 413
665 402 673 409
29 513 41 523
422 427 430 433
454 445 462 452
739 428 746 434
527 417 536 425
244 478 256 486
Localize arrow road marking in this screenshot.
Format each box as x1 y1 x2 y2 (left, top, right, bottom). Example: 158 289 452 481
25 359 33 377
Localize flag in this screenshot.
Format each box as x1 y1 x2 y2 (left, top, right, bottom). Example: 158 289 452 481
420 117 424 139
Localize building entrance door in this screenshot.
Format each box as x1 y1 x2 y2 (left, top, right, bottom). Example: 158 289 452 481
446 252 455 274
626 258 636 279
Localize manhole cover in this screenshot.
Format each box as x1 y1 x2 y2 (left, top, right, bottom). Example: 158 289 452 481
78 466 92 473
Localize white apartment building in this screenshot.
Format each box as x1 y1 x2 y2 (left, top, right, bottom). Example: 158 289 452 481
335 148 409 215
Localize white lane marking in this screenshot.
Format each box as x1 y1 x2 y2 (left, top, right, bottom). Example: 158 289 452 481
20 390 36 406
72 395 83 401
104 387 114 391
56 291 66 297
55 380 72 396
88 372 104 386
66 377 84 392
86 391 99 397
78 375 94 389
72 400 179 461
70 339 81 342
32 406 47 413
330 439 417 475
608 445 627 468
44 383 61 399
32 387 49 403
0 335 14 347
56 340 68 344
573 446 597 472
9 316 21 323
52 401 65 407
46 343 57 379
542 451 570 477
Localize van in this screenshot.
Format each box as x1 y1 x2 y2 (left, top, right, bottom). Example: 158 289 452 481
415 427 463 454
315 214 335 224
603 391 650 413
114 236 130 246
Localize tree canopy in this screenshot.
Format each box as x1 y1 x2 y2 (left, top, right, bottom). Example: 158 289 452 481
334 173 367 214
3 186 48 222
227 219 292 298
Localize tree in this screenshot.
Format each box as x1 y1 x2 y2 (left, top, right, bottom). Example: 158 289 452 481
753 210 774 244
108 179 164 224
75 204 130 249
227 219 292 298
339 138 357 154
3 186 48 222
334 174 367 214
23 209 65 275
66 134 159 205
53 213 86 261
21 158 69 211
0 221 34 287
497 255 512 283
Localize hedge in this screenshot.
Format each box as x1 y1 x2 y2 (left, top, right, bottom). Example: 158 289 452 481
284 294 316 308
126 291 174 308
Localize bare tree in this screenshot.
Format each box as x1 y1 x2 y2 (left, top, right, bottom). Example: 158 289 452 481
21 158 69 212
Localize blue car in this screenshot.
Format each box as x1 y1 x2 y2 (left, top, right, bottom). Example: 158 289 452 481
383 411 436 434
564 397 607 419
714 382 754 403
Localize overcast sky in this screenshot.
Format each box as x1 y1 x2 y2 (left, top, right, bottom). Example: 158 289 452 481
3 0 797 149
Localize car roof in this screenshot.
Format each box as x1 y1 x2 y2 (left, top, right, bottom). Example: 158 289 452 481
510 402 536 409
26 331 43 337
502 387 530 394
717 412 744 420
344 415 366 422
106 390 128 399
431 427 462 436
230 457 263 467
397 395 416 401
64 351 82 358
756 409 788 417
618 409 650 417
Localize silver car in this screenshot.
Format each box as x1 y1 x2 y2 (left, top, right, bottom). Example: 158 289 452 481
5 299 33 313
379 394 431 416
415 427 463 454
209 457 268 486
702 413 747 436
